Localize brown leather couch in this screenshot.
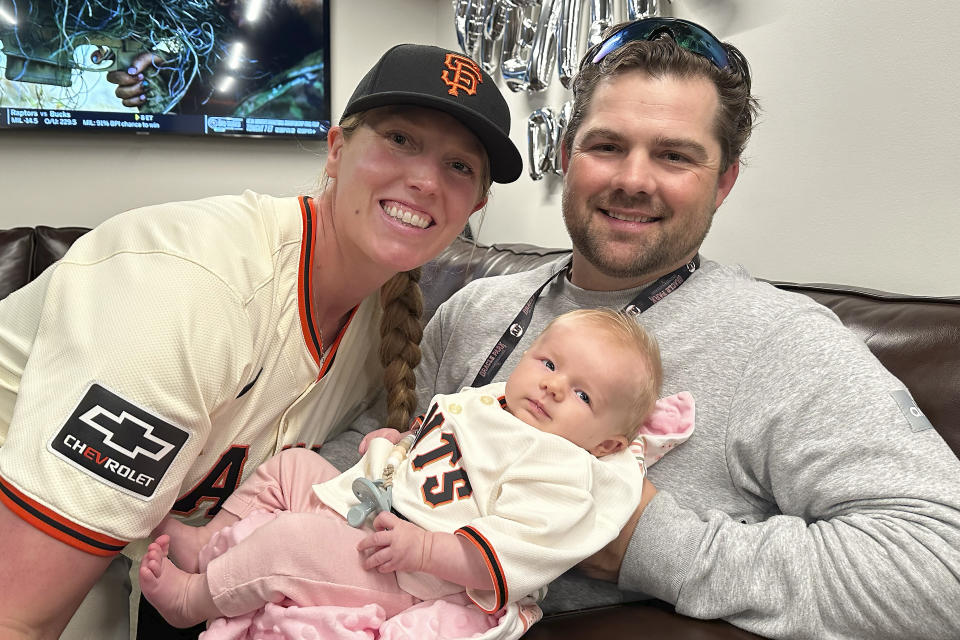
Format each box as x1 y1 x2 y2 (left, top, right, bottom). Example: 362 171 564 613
3 227 959 639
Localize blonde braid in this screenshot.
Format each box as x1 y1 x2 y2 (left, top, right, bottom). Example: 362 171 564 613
379 268 424 431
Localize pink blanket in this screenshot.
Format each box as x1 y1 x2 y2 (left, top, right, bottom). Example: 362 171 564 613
201 597 503 640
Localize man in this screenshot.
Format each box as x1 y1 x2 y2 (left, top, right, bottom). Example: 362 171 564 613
329 17 960 639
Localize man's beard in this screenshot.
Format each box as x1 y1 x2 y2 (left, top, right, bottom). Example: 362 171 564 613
562 189 715 281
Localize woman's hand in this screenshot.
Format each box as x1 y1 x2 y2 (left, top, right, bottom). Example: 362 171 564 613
358 428 407 454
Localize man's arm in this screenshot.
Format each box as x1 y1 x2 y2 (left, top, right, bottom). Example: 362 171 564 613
577 476 656 582
619 311 960 639
0 502 113 639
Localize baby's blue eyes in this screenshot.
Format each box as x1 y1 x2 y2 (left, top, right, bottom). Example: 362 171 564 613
541 359 589 404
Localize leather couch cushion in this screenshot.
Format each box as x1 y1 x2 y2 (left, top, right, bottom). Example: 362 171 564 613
0 228 33 301
777 283 960 457
33 226 89 276
421 240 569 324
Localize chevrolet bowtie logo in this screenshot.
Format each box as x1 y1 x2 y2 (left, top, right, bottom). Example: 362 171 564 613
49 383 189 500
79 406 175 461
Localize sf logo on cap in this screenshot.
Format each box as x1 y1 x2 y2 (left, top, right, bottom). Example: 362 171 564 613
442 53 482 97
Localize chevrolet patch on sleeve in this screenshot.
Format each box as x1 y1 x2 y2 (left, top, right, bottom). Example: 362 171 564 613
47 383 189 500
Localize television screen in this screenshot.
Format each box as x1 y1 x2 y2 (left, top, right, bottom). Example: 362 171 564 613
0 0 330 138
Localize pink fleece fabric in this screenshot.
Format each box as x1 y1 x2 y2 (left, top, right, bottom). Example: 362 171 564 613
629 391 696 466
198 515 498 640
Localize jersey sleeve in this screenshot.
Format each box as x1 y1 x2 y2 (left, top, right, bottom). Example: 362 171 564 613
458 442 643 612
0 252 254 552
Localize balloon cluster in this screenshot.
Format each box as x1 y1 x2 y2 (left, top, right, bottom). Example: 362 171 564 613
453 0 667 179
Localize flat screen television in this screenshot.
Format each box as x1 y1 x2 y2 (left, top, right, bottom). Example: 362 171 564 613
0 0 330 138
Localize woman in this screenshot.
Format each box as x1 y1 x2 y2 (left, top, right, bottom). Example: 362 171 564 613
0 43 521 640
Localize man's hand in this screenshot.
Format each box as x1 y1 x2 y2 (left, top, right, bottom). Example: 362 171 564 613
356 512 429 573
578 476 657 582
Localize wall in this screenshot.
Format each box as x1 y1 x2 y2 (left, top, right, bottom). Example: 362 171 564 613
2 0 958 296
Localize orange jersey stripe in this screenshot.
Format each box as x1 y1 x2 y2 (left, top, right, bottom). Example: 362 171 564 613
457 525 508 612
296 195 361 380
0 476 127 557
317 304 360 380
297 196 323 367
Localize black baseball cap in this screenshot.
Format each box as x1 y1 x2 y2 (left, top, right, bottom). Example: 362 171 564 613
341 44 522 184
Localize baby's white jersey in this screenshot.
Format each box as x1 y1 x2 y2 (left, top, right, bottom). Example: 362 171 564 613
0 192 383 554
314 382 643 612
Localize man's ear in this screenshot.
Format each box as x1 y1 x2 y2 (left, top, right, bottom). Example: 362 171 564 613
591 435 629 457
714 159 740 209
560 142 570 174
325 125 345 179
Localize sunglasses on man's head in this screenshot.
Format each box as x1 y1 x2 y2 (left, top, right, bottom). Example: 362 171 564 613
581 17 731 71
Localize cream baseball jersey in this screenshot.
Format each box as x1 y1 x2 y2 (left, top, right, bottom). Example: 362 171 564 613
314 383 644 613
0 191 383 554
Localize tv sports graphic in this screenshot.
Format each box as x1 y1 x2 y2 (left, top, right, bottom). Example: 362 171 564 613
0 0 331 138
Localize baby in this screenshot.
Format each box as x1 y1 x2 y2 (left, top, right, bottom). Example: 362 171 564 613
140 308 692 632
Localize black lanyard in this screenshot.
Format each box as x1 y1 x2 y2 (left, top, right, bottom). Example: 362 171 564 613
471 255 700 386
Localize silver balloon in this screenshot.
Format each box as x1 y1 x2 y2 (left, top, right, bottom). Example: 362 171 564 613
587 0 614 46
479 0 507 75
526 0 563 92
626 0 665 19
551 99 572 174
557 0 582 89
453 0 470 53
500 2 539 92
558 0 613 88
527 107 557 180
453 0 489 58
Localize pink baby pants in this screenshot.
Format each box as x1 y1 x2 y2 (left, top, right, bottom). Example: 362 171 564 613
204 447 418 618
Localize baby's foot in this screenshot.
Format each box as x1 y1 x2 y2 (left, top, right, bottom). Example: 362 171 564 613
150 516 209 572
139 535 217 627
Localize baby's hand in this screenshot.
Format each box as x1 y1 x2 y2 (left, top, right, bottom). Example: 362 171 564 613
356 512 428 573
358 428 407 454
